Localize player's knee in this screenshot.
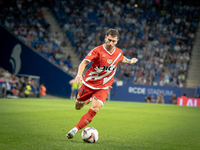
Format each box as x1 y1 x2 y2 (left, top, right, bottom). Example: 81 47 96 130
90 106 100 113
90 98 102 112
75 104 83 110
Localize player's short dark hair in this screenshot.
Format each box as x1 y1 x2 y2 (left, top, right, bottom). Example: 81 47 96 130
106 28 119 38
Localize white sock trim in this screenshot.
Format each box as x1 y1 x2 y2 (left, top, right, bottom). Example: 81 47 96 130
73 127 78 132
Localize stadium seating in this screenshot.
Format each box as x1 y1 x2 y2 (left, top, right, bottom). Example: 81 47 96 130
0 0 72 71
1 0 199 87
50 0 199 87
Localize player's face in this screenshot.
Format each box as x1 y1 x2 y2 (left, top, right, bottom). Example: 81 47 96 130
105 35 118 51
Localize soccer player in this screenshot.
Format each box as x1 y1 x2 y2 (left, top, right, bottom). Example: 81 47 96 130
67 28 138 139
69 78 81 99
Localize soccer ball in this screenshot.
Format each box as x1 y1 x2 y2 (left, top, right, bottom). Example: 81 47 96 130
81 127 99 143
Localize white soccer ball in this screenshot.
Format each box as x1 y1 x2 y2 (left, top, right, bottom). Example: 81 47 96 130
81 127 99 143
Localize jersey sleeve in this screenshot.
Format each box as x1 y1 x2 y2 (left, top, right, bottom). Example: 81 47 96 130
120 54 124 62
84 48 99 62
118 50 124 62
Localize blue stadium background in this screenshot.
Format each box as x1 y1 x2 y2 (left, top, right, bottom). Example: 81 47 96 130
0 0 200 103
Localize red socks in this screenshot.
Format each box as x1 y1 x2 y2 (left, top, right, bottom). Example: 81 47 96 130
75 108 97 130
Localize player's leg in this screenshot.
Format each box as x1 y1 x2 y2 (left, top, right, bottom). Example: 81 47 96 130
67 88 109 139
66 101 87 139
67 84 94 139
75 98 102 130
67 98 100 139
74 84 90 110
90 97 103 112
67 98 102 139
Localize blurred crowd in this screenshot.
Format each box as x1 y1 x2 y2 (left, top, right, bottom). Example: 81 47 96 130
0 67 40 98
0 0 73 74
1 0 199 87
51 0 199 87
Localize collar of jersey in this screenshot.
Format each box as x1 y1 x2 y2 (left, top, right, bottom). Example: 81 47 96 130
103 44 116 55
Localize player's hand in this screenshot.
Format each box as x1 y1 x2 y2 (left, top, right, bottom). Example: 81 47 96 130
75 75 82 84
130 58 138 64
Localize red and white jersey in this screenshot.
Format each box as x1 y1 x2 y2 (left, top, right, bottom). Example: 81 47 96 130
82 44 124 89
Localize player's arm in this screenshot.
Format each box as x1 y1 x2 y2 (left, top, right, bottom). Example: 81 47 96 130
121 56 138 64
75 60 90 84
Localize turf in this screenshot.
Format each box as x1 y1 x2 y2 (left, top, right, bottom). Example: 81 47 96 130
0 98 200 150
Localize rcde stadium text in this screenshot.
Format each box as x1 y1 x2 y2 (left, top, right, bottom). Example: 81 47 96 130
128 87 173 96
128 87 146 94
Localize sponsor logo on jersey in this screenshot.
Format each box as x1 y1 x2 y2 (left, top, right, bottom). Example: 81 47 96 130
97 64 116 71
107 59 112 64
85 52 121 85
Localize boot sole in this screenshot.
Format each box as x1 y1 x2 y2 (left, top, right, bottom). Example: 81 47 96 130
67 133 73 139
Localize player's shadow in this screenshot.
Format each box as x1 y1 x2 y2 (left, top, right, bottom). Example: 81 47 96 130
67 139 102 145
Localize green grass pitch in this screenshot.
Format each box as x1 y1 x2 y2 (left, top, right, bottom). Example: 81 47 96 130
0 98 200 150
